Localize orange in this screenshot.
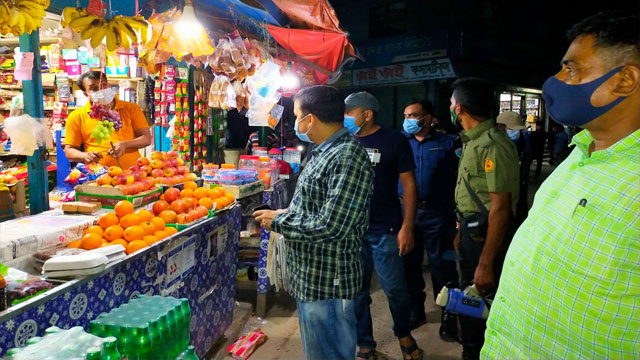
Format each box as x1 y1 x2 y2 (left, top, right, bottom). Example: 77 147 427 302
86 225 104 237
154 230 168 240
194 187 208 200
159 210 177 224
104 225 125 241
68 240 82 248
150 217 166 231
124 226 144 242
81 233 103 250
142 235 159 245
153 200 170 215
176 213 187 224
98 213 119 230
101 242 113 247
136 209 154 222
183 181 198 191
126 240 147 255
164 227 178 236
164 188 181 203
215 199 226 210
109 239 128 247
209 187 224 199
120 214 141 229
140 221 156 236
180 189 194 198
114 200 135 218
198 197 214 210
171 199 188 214
184 197 198 210
102 238 109 244
225 193 235 203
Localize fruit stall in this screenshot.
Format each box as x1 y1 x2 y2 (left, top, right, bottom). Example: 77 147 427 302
0 0 356 357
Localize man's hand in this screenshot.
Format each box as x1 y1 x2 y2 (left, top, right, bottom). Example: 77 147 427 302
473 263 496 294
397 225 414 256
453 231 460 253
107 141 127 158
253 209 286 230
83 151 103 164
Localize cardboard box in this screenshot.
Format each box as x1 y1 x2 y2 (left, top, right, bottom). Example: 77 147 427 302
75 183 162 209
0 180 27 218
216 180 264 199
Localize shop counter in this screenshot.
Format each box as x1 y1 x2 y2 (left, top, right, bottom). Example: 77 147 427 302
0 206 241 358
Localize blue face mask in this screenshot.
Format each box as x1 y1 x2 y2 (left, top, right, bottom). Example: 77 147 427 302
295 115 313 143
507 129 521 140
343 115 361 134
542 67 626 127
403 118 423 134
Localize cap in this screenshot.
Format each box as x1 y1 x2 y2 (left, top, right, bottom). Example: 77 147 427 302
344 91 380 112
497 111 525 130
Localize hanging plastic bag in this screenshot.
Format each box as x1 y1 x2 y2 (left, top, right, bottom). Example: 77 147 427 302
3 113 53 156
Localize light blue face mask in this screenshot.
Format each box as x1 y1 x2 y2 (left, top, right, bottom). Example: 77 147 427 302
343 115 361 134
295 114 313 143
507 129 521 140
403 118 423 134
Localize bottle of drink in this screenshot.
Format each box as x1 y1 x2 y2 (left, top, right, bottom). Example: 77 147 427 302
85 347 101 360
147 321 161 359
156 314 170 356
116 326 133 359
180 299 191 347
89 321 105 337
131 326 153 360
26 336 42 345
6 348 22 357
100 336 121 360
182 346 199 360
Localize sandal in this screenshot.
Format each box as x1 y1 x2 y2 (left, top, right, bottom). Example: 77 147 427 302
400 341 423 360
356 349 377 360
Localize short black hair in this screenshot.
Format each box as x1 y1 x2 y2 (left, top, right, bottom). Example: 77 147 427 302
294 85 344 124
567 12 640 66
451 77 495 119
404 99 434 116
78 71 107 92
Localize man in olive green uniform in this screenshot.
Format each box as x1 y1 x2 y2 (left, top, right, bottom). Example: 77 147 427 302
448 78 519 360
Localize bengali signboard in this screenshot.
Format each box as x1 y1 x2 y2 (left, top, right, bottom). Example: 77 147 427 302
358 33 448 67
353 58 456 86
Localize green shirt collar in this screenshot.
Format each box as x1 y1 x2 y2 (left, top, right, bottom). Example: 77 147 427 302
460 119 495 143
570 128 640 159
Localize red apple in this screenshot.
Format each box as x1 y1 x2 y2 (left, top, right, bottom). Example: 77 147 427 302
177 158 185 166
150 151 163 160
116 184 129 195
140 179 152 190
151 168 164 178
131 182 144 194
177 166 189 175
171 175 183 185
166 150 178 159
138 171 147 179
108 166 123 177
142 165 153 174
162 160 172 168
128 165 141 173
150 159 164 169
137 157 150 166
114 175 128 186
133 171 143 182
169 159 178 168
156 177 167 185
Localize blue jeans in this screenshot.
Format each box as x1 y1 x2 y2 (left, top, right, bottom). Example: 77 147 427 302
297 298 357 360
355 233 412 350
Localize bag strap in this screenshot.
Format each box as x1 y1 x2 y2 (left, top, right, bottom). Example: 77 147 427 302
462 177 489 215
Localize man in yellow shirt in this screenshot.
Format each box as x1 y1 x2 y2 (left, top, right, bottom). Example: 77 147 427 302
64 71 151 169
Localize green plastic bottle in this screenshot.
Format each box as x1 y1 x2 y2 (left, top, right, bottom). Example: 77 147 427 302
116 326 133 359
131 326 153 360
89 321 106 337
180 299 192 348
100 336 121 360
166 308 180 357
85 347 102 360
6 348 22 356
182 346 199 360
147 321 161 359
26 336 42 345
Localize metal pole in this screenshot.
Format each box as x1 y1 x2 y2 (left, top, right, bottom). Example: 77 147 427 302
19 30 49 214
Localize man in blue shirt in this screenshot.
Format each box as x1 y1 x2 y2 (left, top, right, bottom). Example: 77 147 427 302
344 92 422 360
399 99 461 341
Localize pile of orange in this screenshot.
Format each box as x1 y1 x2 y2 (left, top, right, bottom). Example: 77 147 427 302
68 200 178 255
152 182 235 225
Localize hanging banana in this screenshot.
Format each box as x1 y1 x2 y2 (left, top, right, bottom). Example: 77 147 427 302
0 0 48 36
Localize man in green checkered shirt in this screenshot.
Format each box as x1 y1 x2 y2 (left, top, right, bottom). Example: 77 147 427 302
482 12 640 360
255 85 374 360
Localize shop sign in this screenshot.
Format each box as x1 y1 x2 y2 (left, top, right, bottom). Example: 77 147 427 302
358 33 448 67
353 58 456 86
332 70 353 88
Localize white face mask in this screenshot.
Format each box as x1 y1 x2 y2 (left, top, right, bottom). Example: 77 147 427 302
89 88 116 105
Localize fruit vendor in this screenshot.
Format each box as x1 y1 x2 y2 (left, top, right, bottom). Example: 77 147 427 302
64 70 151 169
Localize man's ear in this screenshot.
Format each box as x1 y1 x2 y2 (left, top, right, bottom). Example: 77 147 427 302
613 65 640 97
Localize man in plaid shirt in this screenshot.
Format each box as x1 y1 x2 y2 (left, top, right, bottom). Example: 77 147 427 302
255 85 374 360
482 12 640 359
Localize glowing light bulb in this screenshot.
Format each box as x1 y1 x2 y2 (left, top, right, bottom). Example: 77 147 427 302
281 71 300 90
176 4 203 35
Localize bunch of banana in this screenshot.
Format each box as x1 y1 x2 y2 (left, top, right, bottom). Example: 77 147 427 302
67 12 152 51
60 6 87 27
0 0 48 36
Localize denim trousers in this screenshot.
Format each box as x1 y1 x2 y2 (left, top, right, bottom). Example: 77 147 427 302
355 233 412 350
297 298 357 360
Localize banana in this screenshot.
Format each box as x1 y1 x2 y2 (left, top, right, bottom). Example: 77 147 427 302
105 20 122 52
12 11 26 36
61 6 87 27
17 2 45 21
80 18 104 40
90 23 106 48
68 14 98 32
115 17 138 46
8 8 19 27
0 1 10 23
123 16 151 45
21 10 36 34
18 0 49 8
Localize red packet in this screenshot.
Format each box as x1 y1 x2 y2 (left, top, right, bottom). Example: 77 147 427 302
87 0 106 16
227 329 268 360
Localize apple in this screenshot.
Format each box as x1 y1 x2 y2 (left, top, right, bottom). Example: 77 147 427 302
108 166 123 177
150 159 164 169
166 151 179 159
131 182 144 194
128 165 141 173
126 175 135 185
171 175 183 185
156 177 168 185
137 157 150 166
151 168 164 178
169 159 178 168
142 165 153 174
140 179 152 190
97 174 113 186
150 151 163 160
133 171 143 182
177 158 185 166
116 184 129 195
138 171 147 179
163 167 175 177
186 173 197 181
114 175 128 186
177 166 189 175
162 160 172 169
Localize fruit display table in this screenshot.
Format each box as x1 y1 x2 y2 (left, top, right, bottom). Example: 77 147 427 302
0 206 241 358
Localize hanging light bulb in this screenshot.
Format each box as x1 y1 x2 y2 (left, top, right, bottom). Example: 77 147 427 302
281 62 300 90
176 0 204 35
